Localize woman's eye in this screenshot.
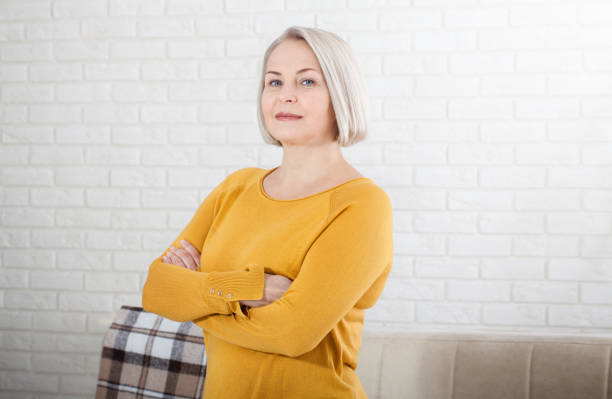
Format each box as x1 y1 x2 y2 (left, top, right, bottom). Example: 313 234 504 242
265 79 315 87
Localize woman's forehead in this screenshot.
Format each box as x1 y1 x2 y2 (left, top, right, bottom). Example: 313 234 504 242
268 39 317 61
265 67 321 76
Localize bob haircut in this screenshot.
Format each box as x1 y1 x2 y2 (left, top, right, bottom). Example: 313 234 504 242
256 26 369 147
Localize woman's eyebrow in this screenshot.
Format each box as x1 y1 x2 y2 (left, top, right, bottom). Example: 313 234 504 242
265 67 321 76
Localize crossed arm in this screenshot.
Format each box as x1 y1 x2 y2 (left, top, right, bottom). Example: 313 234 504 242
142 179 393 358
141 173 266 320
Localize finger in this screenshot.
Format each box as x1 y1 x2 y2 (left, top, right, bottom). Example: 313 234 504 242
162 253 177 265
172 248 197 270
179 240 201 267
167 252 187 268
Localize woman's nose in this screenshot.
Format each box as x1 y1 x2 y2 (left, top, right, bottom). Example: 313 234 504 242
279 85 297 103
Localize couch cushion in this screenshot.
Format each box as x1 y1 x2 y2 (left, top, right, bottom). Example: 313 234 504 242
360 330 612 399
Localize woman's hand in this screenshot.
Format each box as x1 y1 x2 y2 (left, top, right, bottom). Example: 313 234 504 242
162 239 200 271
162 239 293 308
240 273 293 308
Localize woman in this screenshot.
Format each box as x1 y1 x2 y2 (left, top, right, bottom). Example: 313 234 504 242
142 26 393 398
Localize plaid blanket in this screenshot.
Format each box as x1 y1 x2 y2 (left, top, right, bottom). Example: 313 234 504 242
95 305 207 399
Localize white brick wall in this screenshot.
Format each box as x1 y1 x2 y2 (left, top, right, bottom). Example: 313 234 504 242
1 0 612 396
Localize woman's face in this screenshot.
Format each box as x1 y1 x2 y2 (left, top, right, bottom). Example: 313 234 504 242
261 39 337 147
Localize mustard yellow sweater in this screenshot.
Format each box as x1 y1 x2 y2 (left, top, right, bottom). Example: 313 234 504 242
142 166 394 398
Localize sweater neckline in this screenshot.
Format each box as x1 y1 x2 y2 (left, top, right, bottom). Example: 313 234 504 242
258 166 372 203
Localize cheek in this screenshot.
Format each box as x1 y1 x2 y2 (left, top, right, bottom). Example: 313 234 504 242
261 96 272 114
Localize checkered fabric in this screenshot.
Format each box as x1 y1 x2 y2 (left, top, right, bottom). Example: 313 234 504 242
95 305 207 399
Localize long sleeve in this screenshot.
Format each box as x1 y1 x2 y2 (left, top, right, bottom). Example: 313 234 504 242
193 188 393 357
141 171 265 322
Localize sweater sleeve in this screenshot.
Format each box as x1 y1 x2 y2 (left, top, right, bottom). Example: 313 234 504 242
141 172 265 322
193 188 393 357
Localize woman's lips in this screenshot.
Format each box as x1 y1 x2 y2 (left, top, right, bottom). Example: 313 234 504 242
275 112 302 121
276 115 302 121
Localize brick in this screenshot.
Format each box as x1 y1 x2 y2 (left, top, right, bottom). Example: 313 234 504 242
111 210 165 229
366 299 414 323
53 0 107 17
548 213 612 234
483 304 546 325
32 353 86 374
226 0 283 12
111 127 167 144
582 283 612 304
449 98 513 119
394 233 445 255
85 63 139 80
167 0 223 16
414 211 477 233
57 250 112 272
548 259 612 282
414 30 476 51
110 167 166 187
479 212 543 234
109 0 165 16
510 4 576 26
446 7 508 28
30 63 82 81
3 370 58 392
85 272 140 291
384 278 444 300
168 39 224 58
514 236 579 257
58 292 113 311
481 259 546 280
417 302 481 324
111 40 165 59
53 40 108 60
449 235 511 256
479 167 545 188
2 84 54 103
137 16 194 37
142 189 199 208
56 167 109 186
0 1 51 20
515 189 581 211
5 290 57 310
143 61 199 80
30 105 82 123
31 188 84 207
26 20 80 40
549 305 612 327
0 42 52 61
32 271 83 290
85 147 140 165
450 280 512 301
380 9 441 29
85 231 140 250
449 143 513 165
2 208 54 227
86 188 140 208
56 209 111 228
415 258 479 278
513 282 578 303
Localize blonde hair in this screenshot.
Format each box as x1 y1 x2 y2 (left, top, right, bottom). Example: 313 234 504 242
256 26 369 147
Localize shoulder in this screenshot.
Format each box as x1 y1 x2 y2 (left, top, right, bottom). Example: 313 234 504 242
224 167 261 182
219 167 262 189
330 180 392 216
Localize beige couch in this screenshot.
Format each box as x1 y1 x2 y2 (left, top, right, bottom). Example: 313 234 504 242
357 330 612 399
